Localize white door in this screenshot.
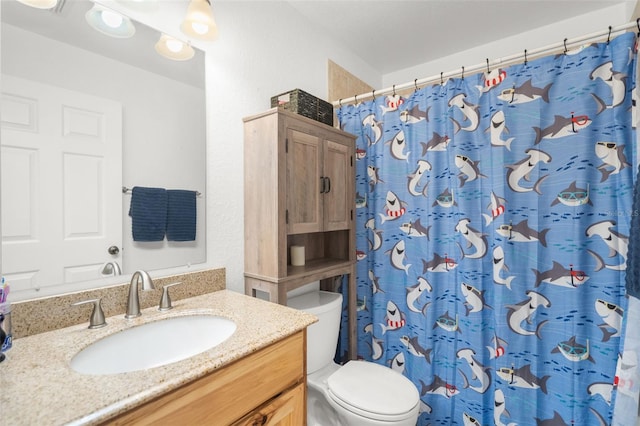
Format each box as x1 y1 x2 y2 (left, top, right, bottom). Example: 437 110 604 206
1 75 122 298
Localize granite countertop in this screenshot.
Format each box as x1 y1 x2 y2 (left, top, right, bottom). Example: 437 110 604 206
0 290 317 425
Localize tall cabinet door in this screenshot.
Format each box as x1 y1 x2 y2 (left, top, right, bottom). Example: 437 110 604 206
1 76 122 296
287 128 323 234
323 139 352 231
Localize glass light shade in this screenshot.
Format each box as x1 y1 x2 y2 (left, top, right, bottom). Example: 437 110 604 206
181 0 218 41
85 4 136 39
15 0 58 9
155 34 195 61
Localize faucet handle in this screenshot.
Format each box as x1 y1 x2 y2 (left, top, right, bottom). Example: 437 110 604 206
158 282 182 311
72 298 107 329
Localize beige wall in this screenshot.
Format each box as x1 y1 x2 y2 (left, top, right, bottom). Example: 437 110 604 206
328 59 374 105
328 60 374 126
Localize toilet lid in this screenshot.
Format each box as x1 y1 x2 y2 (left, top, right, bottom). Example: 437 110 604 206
326 361 419 421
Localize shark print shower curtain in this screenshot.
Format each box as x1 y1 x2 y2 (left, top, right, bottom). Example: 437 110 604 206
337 32 638 425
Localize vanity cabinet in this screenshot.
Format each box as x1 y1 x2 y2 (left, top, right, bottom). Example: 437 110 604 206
104 331 306 425
243 108 357 358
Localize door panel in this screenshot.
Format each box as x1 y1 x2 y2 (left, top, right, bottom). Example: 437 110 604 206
1 76 122 296
323 140 351 231
287 128 322 234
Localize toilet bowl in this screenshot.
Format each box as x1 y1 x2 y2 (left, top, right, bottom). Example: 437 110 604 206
288 290 420 426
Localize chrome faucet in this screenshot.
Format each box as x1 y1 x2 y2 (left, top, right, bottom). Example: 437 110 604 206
125 270 155 319
101 261 122 276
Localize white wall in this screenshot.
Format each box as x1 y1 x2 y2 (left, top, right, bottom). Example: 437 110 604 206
202 1 381 293
383 2 635 87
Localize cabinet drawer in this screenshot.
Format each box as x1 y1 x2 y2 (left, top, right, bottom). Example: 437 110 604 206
105 331 305 425
232 382 306 426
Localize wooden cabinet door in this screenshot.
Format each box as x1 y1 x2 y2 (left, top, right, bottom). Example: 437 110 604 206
323 139 352 231
287 128 323 235
233 382 306 426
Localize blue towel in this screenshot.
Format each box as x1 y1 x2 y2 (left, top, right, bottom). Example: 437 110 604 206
129 187 167 242
626 165 640 298
166 190 197 241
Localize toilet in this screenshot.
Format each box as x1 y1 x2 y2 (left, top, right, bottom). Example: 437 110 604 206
288 290 420 426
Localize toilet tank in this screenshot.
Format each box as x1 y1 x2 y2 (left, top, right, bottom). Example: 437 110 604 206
287 290 343 374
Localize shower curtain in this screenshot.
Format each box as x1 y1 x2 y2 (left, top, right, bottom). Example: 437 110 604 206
337 32 638 425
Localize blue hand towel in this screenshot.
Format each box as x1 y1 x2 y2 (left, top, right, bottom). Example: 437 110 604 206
166 190 197 241
129 187 167 242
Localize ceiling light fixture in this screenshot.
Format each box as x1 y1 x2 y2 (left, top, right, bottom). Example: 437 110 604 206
15 0 58 9
181 0 218 41
85 4 136 38
155 34 195 61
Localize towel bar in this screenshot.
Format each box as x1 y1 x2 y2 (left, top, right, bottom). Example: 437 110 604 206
122 186 202 197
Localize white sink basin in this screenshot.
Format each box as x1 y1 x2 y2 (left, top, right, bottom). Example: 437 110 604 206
70 315 236 375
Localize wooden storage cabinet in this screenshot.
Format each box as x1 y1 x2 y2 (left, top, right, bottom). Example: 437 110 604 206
243 108 357 358
104 331 306 426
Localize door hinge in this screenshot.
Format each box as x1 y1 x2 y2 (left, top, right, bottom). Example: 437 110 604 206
286 209 289 224
351 156 353 167
351 209 353 221
285 138 288 153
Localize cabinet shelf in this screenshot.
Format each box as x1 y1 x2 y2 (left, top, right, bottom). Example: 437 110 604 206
245 258 354 285
288 257 354 276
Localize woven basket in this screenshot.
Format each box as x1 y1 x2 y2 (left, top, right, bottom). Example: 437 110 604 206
271 89 334 126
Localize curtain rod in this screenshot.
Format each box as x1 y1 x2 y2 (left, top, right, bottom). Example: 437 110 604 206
333 20 639 107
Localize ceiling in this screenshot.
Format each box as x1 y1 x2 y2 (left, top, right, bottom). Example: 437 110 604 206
287 0 631 74
3 0 629 82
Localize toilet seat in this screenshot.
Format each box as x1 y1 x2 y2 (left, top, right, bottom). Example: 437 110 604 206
326 361 420 422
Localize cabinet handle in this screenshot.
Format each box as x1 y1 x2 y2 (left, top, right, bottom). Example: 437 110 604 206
319 177 331 194
322 176 331 194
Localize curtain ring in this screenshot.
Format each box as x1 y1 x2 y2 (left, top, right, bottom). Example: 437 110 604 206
339 98 343 108
393 84 396 96
636 17 640 35
461 66 465 80
414 78 418 93
486 58 490 73
607 25 612 44
564 38 568 54
354 94 358 105
524 49 528 65
440 72 444 85
371 89 376 100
